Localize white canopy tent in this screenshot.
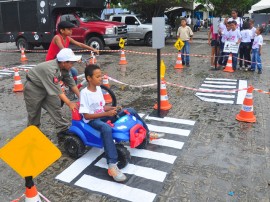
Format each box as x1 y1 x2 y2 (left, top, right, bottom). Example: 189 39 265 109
249 0 270 13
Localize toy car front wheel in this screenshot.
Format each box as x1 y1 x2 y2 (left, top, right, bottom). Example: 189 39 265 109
116 144 131 169
135 132 149 149
64 135 85 159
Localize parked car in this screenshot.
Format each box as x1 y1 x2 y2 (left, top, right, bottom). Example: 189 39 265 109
109 14 172 46
0 0 127 50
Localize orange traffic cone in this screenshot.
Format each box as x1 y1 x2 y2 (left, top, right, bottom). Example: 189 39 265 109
13 68 24 92
236 85 256 123
25 185 41 202
89 52 97 64
119 50 128 65
102 75 112 104
223 53 234 73
24 176 42 202
174 52 183 69
154 79 172 110
20 48 28 62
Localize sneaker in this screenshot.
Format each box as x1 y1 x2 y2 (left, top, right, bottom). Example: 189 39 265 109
258 70 262 74
248 68 255 72
149 132 165 140
245 67 249 72
186 64 190 67
108 163 127 182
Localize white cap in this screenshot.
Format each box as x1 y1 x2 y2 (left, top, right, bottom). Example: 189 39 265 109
56 48 82 62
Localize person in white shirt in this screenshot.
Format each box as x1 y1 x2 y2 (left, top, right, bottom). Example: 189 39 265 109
249 27 264 74
239 22 252 70
186 15 191 26
249 19 256 44
218 22 231 66
228 9 243 31
224 21 241 70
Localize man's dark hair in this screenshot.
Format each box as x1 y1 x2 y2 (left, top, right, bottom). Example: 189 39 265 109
231 9 238 14
85 64 101 80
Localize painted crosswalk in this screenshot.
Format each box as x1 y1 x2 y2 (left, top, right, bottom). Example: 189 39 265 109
56 114 195 202
195 78 247 104
0 65 35 79
0 69 14 78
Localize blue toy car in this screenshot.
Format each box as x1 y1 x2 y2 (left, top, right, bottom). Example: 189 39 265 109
64 108 149 169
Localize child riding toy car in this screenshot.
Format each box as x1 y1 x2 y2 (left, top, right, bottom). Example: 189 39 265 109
63 106 149 169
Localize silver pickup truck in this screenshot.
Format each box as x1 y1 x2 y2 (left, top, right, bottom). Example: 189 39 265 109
109 14 172 46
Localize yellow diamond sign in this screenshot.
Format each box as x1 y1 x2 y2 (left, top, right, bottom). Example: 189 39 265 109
0 126 61 178
174 39 184 51
119 38 125 49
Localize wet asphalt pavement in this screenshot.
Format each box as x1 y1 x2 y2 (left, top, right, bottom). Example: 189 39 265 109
1 30 270 201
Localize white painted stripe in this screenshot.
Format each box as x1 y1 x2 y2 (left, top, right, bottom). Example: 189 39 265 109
199 88 236 92
145 115 195 125
150 138 184 149
17 66 33 69
127 146 177 164
196 96 234 104
95 158 167 182
0 72 13 75
204 81 237 85
196 92 235 98
237 80 247 104
138 113 145 118
147 124 190 136
205 78 237 81
201 84 237 89
0 70 14 73
55 148 104 183
75 175 156 202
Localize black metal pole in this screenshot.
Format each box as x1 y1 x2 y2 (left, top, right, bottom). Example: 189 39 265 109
157 49 161 117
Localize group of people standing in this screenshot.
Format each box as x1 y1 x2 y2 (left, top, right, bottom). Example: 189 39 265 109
208 9 264 74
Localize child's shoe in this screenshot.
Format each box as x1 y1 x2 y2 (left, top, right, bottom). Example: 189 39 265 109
149 132 165 140
108 163 127 182
258 70 262 74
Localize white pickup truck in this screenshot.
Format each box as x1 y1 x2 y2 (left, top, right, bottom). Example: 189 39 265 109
109 14 172 46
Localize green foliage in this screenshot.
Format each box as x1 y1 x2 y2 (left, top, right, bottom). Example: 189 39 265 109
116 0 181 21
195 0 261 15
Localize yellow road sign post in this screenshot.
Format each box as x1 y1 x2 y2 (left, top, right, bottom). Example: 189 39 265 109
0 126 62 178
119 38 125 49
174 39 184 51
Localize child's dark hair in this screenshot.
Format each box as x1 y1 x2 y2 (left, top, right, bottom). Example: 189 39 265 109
242 21 250 30
258 26 264 34
84 64 101 80
230 21 237 25
181 18 187 23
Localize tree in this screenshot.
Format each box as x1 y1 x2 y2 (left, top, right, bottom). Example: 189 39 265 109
195 0 261 15
116 0 181 22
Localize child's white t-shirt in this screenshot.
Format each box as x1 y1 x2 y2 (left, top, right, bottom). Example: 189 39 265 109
240 29 252 43
228 17 243 30
252 34 263 49
250 27 256 39
79 86 105 123
228 29 241 43
221 29 230 43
